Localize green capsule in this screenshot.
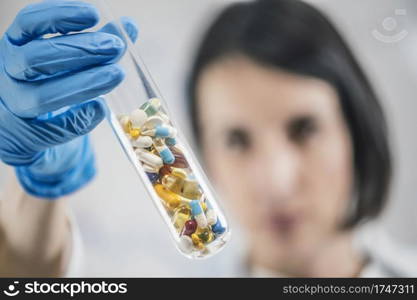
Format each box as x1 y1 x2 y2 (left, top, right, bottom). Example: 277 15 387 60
140 98 161 116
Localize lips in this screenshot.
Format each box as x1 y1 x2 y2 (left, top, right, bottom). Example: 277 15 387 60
268 213 300 234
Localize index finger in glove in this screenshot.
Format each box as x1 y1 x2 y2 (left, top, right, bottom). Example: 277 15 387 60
6 0 99 46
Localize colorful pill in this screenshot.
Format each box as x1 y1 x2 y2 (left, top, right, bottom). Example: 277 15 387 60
197 227 214 243
211 219 226 235
170 147 189 168
162 174 183 195
129 128 141 140
142 125 177 138
153 139 175 164
135 149 163 169
173 205 191 232
157 111 170 123
132 136 153 148
178 235 194 254
191 233 204 249
142 163 160 173
190 200 208 228
183 219 197 236
159 165 172 177
140 97 161 116
205 201 217 226
146 172 159 184
142 115 164 131
118 115 132 133
130 109 147 128
160 148 175 164
165 137 177 146
182 180 202 200
154 184 181 210
171 169 187 179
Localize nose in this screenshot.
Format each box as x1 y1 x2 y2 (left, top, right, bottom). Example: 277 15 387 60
252 136 300 204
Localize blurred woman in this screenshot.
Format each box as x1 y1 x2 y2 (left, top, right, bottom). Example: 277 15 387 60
187 0 392 276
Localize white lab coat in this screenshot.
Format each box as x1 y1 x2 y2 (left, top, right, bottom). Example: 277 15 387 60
229 222 417 277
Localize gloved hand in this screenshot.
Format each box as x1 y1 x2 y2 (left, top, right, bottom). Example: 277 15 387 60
0 0 138 198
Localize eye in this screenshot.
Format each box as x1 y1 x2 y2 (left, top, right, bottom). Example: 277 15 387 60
287 115 318 144
225 128 251 152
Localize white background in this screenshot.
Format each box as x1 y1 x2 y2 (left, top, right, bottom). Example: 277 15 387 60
0 0 416 276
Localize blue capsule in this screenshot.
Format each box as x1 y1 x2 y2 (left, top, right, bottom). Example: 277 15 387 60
190 200 203 216
165 137 177 146
159 148 175 164
142 125 177 138
146 172 159 184
190 200 208 228
212 219 225 234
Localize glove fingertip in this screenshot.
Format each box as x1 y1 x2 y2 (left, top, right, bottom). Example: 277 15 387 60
121 16 139 43
86 99 107 126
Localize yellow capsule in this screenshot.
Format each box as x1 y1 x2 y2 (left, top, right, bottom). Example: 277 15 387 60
129 128 141 139
201 202 207 212
171 169 187 179
172 205 191 232
191 233 204 249
162 173 203 200
196 227 214 243
154 184 181 210
182 180 202 200
162 174 184 195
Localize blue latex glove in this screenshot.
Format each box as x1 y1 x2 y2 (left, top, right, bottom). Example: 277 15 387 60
0 1 138 198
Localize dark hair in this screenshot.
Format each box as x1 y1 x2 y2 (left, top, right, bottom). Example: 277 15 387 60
187 0 392 228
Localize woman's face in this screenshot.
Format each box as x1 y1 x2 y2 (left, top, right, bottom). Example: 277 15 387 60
197 56 353 269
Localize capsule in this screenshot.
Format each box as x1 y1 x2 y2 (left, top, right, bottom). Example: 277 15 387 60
142 125 177 138
159 165 172 177
191 233 205 250
135 149 163 169
155 184 181 210
196 227 214 243
154 184 190 211
178 235 194 254
170 147 189 168
142 163 160 174
130 109 147 128
142 115 164 131
212 219 226 235
153 139 175 164
165 137 177 146
129 128 141 140
172 205 191 232
183 219 197 236
190 200 208 228
205 201 217 226
171 169 187 179
132 136 153 148
157 111 171 123
146 172 159 184
182 180 202 200
140 97 161 116
162 174 183 195
118 115 131 133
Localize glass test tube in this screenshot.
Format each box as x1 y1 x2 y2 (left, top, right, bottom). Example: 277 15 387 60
96 1 231 259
